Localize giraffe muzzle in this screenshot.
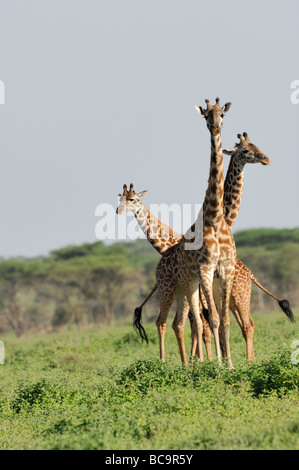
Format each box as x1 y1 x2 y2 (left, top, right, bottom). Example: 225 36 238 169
261 155 270 166
211 127 220 136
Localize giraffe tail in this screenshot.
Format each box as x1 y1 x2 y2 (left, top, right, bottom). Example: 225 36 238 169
277 299 295 324
133 284 158 343
249 271 295 323
133 307 148 343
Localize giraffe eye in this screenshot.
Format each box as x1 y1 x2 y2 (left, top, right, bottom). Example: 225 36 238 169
129 198 134 202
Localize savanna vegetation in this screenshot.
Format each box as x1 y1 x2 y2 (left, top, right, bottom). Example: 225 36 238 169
0 228 298 450
0 313 298 450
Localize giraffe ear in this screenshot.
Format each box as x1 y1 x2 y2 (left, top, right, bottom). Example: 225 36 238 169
195 105 206 115
223 148 236 155
137 190 149 199
222 102 232 113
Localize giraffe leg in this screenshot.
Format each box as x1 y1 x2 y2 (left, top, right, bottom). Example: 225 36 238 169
198 287 213 360
156 287 175 362
213 279 226 358
199 268 222 364
191 306 213 360
188 309 197 357
201 312 213 360
229 298 255 362
183 280 204 362
220 268 235 368
229 269 256 361
245 317 256 362
172 290 190 366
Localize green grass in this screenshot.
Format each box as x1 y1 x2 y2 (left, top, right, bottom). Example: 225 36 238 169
0 310 298 450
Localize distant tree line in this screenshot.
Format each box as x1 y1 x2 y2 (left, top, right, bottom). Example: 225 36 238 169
0 228 298 337
234 228 299 312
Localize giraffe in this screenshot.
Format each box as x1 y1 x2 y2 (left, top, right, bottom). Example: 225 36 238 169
116 183 182 254
207 132 295 359
116 183 213 355
154 97 236 367
210 132 295 361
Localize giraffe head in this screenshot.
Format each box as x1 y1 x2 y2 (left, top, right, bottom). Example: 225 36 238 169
223 132 270 166
116 183 149 214
195 97 231 135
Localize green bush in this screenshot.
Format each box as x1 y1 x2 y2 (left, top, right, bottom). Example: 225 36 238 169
118 349 299 398
11 379 57 413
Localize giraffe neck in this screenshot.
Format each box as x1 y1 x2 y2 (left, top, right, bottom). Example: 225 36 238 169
203 132 224 229
223 156 245 228
132 202 182 254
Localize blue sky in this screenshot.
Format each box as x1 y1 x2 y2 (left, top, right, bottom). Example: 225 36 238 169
0 0 298 257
